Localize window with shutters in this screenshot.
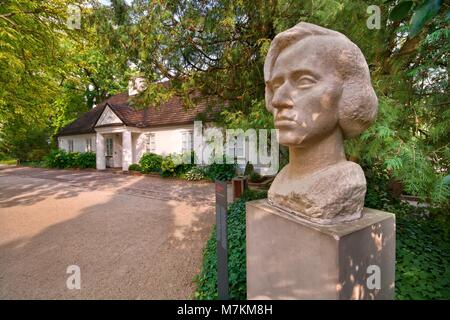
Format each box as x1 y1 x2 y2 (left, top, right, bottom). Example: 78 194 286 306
181 130 193 153
68 139 74 152
86 138 92 152
145 133 156 153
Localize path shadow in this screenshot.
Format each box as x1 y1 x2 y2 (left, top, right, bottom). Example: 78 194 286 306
0 167 214 208
0 168 216 299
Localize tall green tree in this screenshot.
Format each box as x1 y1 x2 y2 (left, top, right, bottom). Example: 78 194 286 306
0 0 130 159
116 0 449 207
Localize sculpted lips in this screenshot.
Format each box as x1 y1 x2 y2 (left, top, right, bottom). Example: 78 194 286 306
275 115 297 127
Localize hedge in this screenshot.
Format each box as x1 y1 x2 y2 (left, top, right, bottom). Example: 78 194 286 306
194 189 267 300
138 152 237 181
44 150 96 169
194 190 450 300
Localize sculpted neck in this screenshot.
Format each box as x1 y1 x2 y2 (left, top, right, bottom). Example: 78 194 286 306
288 128 346 177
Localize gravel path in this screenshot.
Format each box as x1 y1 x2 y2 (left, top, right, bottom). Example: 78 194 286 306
0 167 215 299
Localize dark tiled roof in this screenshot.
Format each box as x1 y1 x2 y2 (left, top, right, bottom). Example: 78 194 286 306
58 90 220 136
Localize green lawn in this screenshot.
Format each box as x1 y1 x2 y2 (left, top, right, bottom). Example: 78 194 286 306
0 159 17 165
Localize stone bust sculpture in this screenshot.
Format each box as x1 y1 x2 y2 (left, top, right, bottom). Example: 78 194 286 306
264 22 378 224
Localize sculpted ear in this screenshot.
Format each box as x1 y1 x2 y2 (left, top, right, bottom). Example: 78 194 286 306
338 80 378 138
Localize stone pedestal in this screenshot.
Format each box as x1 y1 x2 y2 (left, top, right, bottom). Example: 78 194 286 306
246 199 395 300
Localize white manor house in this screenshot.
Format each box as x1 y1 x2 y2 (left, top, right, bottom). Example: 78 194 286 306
57 80 273 174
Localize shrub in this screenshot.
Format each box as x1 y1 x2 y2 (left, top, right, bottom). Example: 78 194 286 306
243 162 254 176
194 189 267 300
172 152 194 177
139 152 163 173
75 151 96 168
44 150 95 169
160 153 195 178
45 149 69 168
249 171 263 183
128 163 142 172
66 151 80 166
204 162 237 181
186 166 206 181
161 154 177 177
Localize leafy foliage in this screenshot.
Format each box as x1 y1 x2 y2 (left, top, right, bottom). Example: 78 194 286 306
0 117 52 161
128 163 142 172
107 0 448 208
44 149 95 169
204 162 237 181
139 152 163 174
185 166 207 181
365 167 450 300
139 151 236 180
75 151 97 168
0 0 129 162
195 184 450 300
2 0 448 210
194 189 267 300
249 171 263 183
161 154 177 177
243 162 254 176
2 0 449 300
396 208 450 300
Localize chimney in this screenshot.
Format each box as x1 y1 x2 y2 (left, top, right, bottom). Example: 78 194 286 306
128 77 148 96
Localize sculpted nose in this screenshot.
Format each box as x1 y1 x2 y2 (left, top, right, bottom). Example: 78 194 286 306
271 84 294 110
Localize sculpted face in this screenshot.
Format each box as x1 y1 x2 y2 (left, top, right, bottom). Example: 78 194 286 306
267 37 344 147
263 22 378 224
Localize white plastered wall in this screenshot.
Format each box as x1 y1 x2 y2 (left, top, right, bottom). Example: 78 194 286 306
133 124 194 163
58 134 96 153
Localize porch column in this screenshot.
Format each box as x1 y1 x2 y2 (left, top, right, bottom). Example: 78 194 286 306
96 132 106 170
122 130 132 171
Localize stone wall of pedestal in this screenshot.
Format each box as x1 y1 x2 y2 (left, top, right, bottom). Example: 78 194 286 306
246 199 395 300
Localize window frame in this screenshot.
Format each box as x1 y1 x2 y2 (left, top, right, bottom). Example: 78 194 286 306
86 138 92 152
68 139 74 153
106 137 113 156
181 130 194 153
145 133 156 153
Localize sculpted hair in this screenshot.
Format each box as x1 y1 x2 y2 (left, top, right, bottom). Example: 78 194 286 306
264 22 378 138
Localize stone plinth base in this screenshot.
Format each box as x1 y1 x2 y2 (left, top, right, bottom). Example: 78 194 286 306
246 199 395 300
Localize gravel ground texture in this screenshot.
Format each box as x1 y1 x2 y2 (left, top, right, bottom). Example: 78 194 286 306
0 166 215 299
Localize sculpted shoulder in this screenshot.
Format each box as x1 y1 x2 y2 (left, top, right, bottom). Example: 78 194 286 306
268 161 367 224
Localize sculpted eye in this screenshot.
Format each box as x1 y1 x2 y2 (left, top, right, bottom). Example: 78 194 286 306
297 76 317 87
271 81 283 91
267 78 284 91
